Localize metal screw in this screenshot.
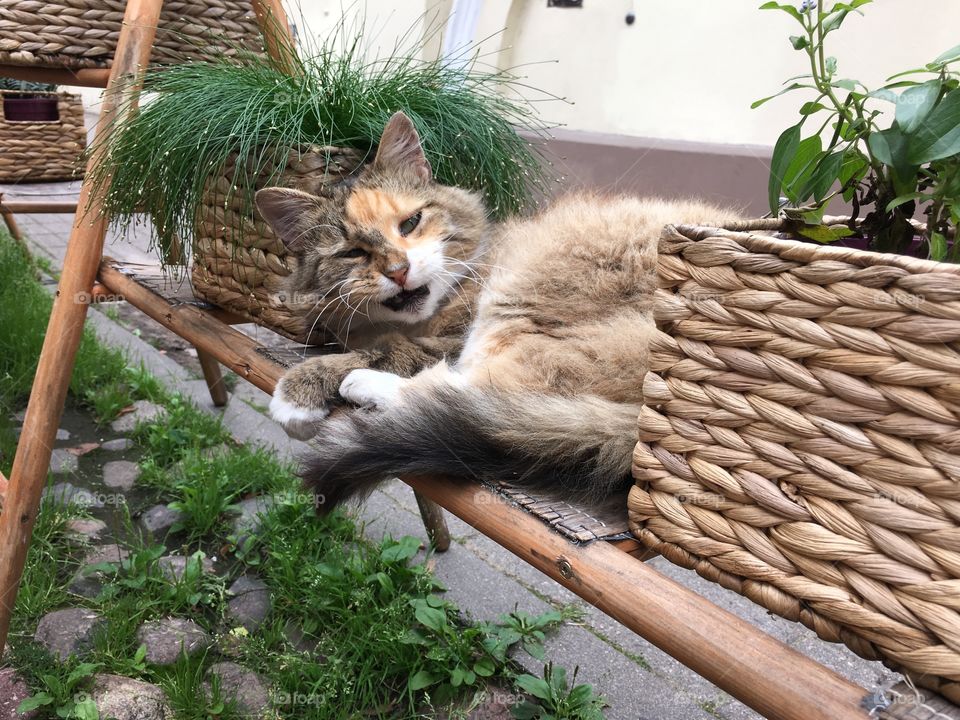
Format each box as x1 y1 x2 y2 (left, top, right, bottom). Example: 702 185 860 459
557 558 574 579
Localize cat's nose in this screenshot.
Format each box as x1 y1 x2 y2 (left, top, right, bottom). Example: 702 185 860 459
385 262 409 287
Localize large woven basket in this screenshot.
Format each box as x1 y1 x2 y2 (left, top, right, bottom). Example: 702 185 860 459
190 146 365 344
0 90 85 181
0 0 261 70
630 220 960 702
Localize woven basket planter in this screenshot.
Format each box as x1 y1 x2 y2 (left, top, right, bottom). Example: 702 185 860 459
629 219 960 701
190 146 364 344
0 90 85 181
0 0 261 70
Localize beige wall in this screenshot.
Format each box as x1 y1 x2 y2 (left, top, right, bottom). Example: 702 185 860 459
70 0 960 152
295 0 960 148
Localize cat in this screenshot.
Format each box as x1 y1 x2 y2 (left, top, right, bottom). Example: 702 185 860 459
256 112 489 439
257 111 741 511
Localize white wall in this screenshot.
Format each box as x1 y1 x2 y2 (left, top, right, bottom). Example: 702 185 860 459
293 0 960 148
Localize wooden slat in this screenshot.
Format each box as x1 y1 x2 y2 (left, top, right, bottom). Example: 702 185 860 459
405 476 873 720
0 64 111 89
0 0 165 656
1 202 78 214
0 470 7 504
252 0 299 76
98 260 284 394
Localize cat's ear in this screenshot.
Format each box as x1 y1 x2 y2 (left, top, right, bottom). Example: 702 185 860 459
374 112 432 182
255 187 322 252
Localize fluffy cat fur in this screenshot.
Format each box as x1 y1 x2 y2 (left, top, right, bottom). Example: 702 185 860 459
257 112 741 511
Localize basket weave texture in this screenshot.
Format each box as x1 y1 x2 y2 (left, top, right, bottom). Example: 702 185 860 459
190 146 364 344
0 0 261 69
0 90 85 181
629 221 960 702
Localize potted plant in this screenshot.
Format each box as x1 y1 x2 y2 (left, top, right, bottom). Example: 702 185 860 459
754 0 960 261
0 79 60 122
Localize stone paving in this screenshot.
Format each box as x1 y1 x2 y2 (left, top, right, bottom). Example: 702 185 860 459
2 176 904 720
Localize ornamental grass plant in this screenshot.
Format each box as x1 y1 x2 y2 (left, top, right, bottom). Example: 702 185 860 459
91 15 551 266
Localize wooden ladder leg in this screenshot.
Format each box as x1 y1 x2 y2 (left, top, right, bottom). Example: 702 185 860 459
0 0 164 656
1 204 29 255
414 492 451 552
196 348 228 407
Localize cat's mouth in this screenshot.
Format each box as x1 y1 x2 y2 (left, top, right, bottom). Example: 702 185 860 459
382 285 431 312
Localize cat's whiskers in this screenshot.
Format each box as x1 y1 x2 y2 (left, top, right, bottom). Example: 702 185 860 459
336 294 373 349
434 271 472 317
300 277 353 351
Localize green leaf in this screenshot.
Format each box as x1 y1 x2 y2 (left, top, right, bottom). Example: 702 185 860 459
906 89 960 163
759 2 803 22
769 123 802 212
17 695 54 713
782 135 823 202
886 192 931 211
799 101 827 115
380 535 421 563
67 662 100 685
751 82 808 109
832 78 858 91
414 602 448 632
932 43 960 67
474 657 496 677
839 160 869 201
523 637 547 661
789 35 808 50
568 684 596 706
930 231 948 260
73 697 100 720
516 675 553 701
408 670 438 691
825 56 838 76
797 224 855 243
450 667 466 687
510 701 540 720
868 87 898 103
896 79 941 134
869 126 916 178
807 150 845 201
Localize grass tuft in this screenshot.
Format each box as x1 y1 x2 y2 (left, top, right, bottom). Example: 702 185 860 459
91 16 553 266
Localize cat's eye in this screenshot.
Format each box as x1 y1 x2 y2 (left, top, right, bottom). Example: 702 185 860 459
399 211 422 237
335 247 369 259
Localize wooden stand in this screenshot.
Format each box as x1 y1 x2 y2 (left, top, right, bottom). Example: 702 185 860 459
0 4 953 719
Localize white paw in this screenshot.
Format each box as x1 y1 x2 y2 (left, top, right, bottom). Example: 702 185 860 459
339 369 406 409
269 381 329 440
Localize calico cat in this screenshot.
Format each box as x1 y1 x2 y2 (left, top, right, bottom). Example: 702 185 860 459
257 111 741 510
256 112 489 439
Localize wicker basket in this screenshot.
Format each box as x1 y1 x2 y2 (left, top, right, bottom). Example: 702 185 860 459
629 220 960 701
0 0 262 70
190 146 365 344
0 90 85 182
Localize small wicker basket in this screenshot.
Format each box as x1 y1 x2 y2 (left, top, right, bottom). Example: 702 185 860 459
190 146 365 344
0 0 262 70
0 90 86 182
630 220 960 702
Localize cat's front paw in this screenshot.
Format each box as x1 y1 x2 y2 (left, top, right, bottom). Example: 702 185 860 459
270 377 330 440
339 369 406 409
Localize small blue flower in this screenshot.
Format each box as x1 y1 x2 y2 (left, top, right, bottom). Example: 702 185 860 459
799 0 816 11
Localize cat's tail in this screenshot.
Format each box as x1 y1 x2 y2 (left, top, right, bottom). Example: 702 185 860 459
301 381 640 515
